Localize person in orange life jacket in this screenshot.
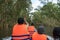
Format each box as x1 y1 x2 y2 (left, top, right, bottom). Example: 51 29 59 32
32 26 47 40
28 23 36 36
11 17 30 40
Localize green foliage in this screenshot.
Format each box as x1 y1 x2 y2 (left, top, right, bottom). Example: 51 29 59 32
32 2 60 35
0 0 32 38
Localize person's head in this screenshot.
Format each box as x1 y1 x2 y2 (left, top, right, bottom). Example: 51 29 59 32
31 22 34 26
53 27 60 38
18 17 25 24
37 27 45 34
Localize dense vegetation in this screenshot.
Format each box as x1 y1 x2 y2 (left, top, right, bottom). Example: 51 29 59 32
0 0 60 39
0 0 32 38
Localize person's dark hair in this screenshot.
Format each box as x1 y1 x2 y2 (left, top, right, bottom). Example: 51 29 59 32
53 27 60 38
31 22 34 26
18 17 25 24
37 27 45 34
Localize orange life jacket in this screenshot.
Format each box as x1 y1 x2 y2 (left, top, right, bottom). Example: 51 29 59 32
28 26 36 36
12 24 30 40
32 32 47 40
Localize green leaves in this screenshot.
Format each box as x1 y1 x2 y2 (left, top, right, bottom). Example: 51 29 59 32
0 0 32 37
32 2 60 27
31 2 60 36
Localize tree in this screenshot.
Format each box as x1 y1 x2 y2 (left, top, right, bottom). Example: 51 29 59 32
57 0 60 6
32 2 60 35
40 2 60 22
0 0 32 38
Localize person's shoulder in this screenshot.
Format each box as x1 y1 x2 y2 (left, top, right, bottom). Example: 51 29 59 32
32 32 38 36
22 24 27 26
13 24 19 28
29 26 35 28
